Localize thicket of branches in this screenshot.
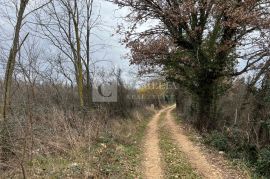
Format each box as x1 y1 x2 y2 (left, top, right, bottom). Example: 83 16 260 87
0 0 169 176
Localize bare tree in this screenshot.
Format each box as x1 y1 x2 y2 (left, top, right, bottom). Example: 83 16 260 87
2 0 30 118
37 0 100 108
0 0 30 168
1 0 52 117
0 0 52 167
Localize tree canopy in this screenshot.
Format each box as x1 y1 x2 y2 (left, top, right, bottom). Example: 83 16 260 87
111 0 270 130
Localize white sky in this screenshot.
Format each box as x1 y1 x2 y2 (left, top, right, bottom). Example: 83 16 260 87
0 0 261 85
0 0 139 82
90 0 133 75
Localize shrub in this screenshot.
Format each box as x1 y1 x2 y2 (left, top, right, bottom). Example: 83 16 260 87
204 131 228 151
256 147 270 177
243 144 258 164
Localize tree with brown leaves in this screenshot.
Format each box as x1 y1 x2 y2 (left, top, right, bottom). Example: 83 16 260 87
111 0 270 131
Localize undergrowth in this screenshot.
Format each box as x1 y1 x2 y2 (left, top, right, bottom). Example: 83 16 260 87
173 110 269 178
1 108 154 178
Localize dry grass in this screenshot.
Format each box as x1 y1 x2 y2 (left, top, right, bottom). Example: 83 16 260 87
0 106 154 178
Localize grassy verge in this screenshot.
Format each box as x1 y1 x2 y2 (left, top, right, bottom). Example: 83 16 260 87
88 113 151 179
4 108 153 179
158 112 201 179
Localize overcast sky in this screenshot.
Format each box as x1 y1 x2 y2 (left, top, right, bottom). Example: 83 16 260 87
0 0 138 82
0 0 255 85
90 0 137 81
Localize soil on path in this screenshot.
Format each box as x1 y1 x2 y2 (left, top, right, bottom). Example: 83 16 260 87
165 106 223 178
142 105 249 179
142 107 169 179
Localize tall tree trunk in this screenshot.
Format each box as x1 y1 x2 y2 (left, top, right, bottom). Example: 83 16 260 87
85 66 92 107
76 58 84 108
1 0 29 165
195 81 217 132
85 0 93 108
2 0 29 118
73 0 84 108
175 83 184 113
175 89 180 111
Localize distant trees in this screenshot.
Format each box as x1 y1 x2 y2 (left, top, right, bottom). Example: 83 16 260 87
138 79 167 107
111 0 270 131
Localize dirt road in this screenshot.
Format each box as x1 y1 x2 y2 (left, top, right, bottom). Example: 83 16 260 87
142 105 249 179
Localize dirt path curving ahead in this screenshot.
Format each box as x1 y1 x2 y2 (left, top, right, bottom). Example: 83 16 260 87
165 106 249 179
142 105 249 179
142 107 169 179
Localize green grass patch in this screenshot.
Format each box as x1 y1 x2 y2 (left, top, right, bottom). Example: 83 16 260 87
159 115 202 179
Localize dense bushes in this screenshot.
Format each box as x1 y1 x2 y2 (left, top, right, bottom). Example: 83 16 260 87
204 130 270 177
204 131 228 151
256 148 270 177
176 77 270 177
